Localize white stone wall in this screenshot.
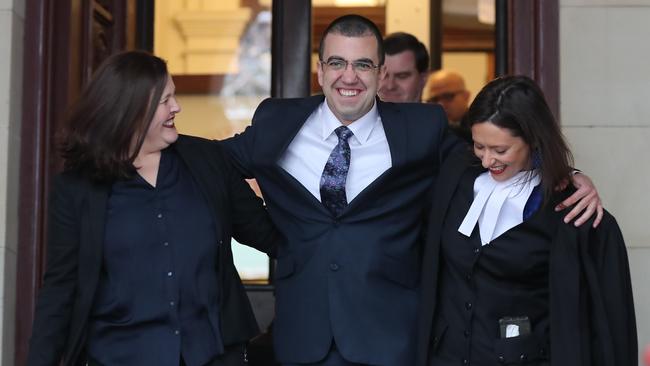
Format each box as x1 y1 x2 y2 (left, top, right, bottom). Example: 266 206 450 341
560 0 650 362
0 0 24 364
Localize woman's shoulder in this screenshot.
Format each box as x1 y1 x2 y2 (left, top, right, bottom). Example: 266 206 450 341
173 134 233 173
175 134 226 156
49 170 106 213
54 169 94 189
176 134 213 146
441 148 477 175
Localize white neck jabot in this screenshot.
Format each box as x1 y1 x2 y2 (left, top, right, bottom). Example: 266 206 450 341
458 170 541 246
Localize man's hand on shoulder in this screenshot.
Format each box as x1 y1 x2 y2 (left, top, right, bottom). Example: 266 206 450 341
554 172 604 228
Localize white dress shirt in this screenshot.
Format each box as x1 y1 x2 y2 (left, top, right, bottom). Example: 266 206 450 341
278 100 392 203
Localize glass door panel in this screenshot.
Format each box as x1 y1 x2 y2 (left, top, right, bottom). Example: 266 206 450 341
154 0 272 283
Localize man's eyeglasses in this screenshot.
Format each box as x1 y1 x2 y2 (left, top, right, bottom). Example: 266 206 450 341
426 90 464 103
320 58 381 73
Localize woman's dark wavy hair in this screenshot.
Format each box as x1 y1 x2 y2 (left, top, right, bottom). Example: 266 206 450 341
60 51 169 182
463 75 574 203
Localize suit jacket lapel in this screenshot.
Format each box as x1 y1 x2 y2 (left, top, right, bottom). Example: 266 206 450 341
342 100 405 215
78 181 109 315
377 100 407 169
86 183 108 273
65 179 109 365
434 151 476 223
420 150 475 344
269 95 325 164
267 95 333 215
425 150 477 257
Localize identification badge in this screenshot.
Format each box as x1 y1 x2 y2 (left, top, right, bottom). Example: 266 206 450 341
498 316 531 338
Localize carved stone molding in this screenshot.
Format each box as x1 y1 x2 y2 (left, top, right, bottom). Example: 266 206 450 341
174 8 252 74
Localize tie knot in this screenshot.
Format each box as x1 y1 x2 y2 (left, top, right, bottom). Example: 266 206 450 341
334 126 353 142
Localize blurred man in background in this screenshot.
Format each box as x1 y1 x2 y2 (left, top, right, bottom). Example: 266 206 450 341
422 69 471 127
379 32 429 103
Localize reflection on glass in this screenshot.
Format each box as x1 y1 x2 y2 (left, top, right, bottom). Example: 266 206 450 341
155 1 271 282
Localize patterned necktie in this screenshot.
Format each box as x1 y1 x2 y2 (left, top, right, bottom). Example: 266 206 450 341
320 126 354 216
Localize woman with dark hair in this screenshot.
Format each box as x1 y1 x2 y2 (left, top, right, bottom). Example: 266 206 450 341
416 76 637 366
27 51 282 366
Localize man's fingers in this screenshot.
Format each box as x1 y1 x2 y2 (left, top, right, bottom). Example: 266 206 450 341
572 199 596 227
562 199 583 223
592 203 604 228
561 189 595 223
556 186 587 212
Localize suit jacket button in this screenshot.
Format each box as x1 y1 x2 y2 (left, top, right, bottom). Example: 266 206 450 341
329 263 339 271
520 354 527 361
497 356 505 364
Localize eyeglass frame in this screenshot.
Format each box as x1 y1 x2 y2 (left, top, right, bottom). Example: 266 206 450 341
319 57 382 74
425 90 466 104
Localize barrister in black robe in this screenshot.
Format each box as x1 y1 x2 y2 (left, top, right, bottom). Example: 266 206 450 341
416 76 637 366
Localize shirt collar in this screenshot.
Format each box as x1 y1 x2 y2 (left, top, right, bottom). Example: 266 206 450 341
319 99 379 145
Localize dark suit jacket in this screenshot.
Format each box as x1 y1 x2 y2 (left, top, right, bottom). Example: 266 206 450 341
27 135 282 366
224 95 455 365
416 151 637 366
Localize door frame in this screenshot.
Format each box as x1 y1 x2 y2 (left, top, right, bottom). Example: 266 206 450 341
14 0 558 363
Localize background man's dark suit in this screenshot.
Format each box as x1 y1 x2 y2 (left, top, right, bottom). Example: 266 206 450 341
27 136 280 366
224 95 455 365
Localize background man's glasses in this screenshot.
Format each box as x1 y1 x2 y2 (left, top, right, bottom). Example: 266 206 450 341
320 58 381 73
426 90 464 103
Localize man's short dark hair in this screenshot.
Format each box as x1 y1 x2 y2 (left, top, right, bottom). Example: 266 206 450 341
319 14 385 65
383 32 429 73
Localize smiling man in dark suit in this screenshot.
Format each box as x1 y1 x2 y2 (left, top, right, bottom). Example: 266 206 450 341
224 15 602 366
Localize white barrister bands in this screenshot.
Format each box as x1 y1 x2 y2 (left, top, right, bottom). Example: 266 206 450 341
458 170 541 245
